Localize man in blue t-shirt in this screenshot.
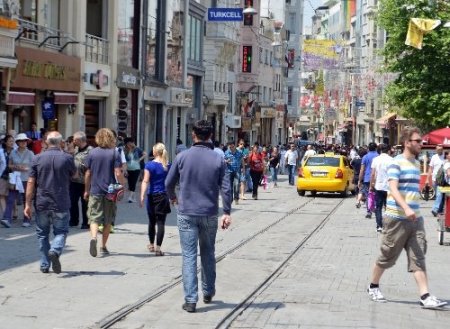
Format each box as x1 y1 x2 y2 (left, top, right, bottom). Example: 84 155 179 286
84 128 126 258
25 131 76 274
358 142 378 218
367 127 447 309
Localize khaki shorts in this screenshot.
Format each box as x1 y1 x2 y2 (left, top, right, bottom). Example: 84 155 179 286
376 216 427 272
87 195 117 225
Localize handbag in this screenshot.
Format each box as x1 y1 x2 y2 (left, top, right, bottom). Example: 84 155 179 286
105 149 124 202
105 184 124 202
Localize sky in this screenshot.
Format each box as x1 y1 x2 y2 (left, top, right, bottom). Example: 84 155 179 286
260 0 324 29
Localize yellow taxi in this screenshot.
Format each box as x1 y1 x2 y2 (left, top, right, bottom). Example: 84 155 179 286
297 154 356 197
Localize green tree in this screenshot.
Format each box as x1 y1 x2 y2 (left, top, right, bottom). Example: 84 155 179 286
378 0 450 131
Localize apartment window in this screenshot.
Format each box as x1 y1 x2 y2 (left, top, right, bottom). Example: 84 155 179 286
259 47 263 63
188 15 202 63
215 82 217 92
269 88 272 102
166 0 185 86
287 86 293 105
289 13 296 34
19 0 37 22
48 0 60 29
118 0 136 67
270 51 273 66
263 87 267 103
146 1 160 79
265 49 269 65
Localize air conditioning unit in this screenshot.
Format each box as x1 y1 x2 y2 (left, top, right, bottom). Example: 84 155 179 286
225 115 241 128
171 90 182 103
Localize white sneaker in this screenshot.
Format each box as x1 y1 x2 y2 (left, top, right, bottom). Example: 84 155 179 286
367 286 387 302
420 295 447 309
22 222 31 228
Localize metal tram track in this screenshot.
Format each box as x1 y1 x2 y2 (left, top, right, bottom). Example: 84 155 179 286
96 197 316 329
215 197 346 329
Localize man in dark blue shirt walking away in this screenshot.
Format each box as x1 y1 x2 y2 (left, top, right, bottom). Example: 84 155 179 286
25 131 76 274
166 120 232 313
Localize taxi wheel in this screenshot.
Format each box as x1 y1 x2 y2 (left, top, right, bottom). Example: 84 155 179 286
340 186 348 198
298 190 306 196
311 191 317 197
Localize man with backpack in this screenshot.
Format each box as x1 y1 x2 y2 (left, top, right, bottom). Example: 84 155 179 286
427 144 444 217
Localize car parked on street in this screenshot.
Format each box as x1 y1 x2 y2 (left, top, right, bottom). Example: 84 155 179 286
297 154 356 197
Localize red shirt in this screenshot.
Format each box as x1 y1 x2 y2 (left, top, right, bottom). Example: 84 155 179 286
249 152 264 172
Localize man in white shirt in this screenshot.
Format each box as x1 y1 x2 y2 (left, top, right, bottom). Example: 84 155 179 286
370 144 393 232
302 144 316 162
285 144 299 185
427 144 444 216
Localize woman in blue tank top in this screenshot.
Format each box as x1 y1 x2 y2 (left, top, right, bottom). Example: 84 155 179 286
140 143 171 256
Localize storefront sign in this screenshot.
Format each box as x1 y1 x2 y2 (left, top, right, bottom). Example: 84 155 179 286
260 107 276 118
41 98 55 120
6 46 81 92
84 63 111 93
241 118 252 131
207 8 243 21
116 65 141 90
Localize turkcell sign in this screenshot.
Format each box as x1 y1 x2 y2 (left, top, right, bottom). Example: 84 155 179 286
208 8 243 21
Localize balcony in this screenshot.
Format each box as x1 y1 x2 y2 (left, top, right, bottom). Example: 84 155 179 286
85 33 109 64
16 18 75 51
205 21 239 45
0 19 18 67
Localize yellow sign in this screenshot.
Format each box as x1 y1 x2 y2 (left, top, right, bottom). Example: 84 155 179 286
0 16 18 29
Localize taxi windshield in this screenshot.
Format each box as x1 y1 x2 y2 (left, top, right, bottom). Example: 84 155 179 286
305 157 340 167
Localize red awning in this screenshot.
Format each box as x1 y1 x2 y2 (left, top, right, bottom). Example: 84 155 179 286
6 91 35 106
54 92 78 104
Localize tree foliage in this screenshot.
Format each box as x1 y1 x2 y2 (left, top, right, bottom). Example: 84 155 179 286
377 0 450 131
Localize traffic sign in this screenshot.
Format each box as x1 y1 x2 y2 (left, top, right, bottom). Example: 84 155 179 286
355 100 366 107
207 8 243 21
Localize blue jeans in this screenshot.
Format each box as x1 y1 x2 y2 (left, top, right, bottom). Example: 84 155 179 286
433 181 443 212
375 189 387 229
178 214 218 303
3 181 30 223
269 166 278 184
287 164 296 185
229 171 240 201
35 210 69 270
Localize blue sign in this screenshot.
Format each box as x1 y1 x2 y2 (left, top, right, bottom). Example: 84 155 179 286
42 98 55 120
207 8 243 21
356 100 366 107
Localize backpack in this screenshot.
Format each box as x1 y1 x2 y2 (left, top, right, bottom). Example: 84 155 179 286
436 165 447 187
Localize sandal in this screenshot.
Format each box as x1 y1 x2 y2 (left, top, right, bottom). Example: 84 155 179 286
147 244 155 252
155 250 164 256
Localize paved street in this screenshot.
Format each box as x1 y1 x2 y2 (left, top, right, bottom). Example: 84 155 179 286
1 175 450 329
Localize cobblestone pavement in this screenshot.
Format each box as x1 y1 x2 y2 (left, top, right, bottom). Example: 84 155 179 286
0 176 449 329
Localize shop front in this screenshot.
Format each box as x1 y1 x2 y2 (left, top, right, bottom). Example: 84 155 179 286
143 85 167 153
260 106 276 146
2 46 80 137
116 65 141 140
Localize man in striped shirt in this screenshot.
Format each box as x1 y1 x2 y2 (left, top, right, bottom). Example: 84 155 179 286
367 127 447 309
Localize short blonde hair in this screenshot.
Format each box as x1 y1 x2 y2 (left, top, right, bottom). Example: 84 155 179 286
95 128 116 148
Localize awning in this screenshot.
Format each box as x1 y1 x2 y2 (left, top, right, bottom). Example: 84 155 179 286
376 112 396 124
54 92 78 104
6 91 35 106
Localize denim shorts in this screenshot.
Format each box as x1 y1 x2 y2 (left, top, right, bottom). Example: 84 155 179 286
376 216 426 272
87 195 117 225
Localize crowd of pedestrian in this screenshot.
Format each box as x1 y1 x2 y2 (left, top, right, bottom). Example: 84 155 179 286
1 121 448 312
